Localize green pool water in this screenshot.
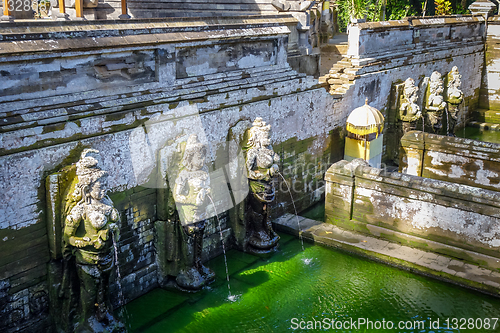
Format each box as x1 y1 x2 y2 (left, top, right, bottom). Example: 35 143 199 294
121 234 500 333
456 126 500 144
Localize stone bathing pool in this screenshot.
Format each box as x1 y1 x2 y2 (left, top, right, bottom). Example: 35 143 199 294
120 232 500 333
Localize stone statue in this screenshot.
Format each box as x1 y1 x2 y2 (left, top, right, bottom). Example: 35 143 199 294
62 149 124 332
243 117 280 254
424 71 447 134
398 78 422 134
172 134 215 290
445 66 463 136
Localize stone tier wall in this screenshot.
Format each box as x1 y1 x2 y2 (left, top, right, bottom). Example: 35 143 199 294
334 16 485 162
0 17 339 332
326 160 500 271
399 131 500 192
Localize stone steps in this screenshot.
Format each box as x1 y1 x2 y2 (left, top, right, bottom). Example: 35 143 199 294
468 121 500 131
1 66 324 155
273 213 500 296
1 66 305 132
93 0 277 19
320 56 360 96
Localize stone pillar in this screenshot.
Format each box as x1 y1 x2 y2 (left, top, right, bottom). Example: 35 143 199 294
75 0 83 18
1 0 14 21
325 160 357 226
57 0 69 20
119 0 131 19
468 0 496 16
398 131 425 176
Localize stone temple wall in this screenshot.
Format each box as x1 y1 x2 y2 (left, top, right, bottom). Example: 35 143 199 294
325 159 500 272
0 13 495 333
399 131 500 192
332 16 485 163
0 17 341 332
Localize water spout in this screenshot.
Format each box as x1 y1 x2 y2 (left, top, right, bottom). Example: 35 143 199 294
445 106 450 136
277 172 305 252
111 230 129 326
207 194 233 301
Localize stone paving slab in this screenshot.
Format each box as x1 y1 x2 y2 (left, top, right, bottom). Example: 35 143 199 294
273 214 500 297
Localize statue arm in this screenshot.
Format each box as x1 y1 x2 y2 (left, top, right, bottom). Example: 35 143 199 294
398 102 408 119
173 173 189 204
63 209 90 248
426 96 446 111
107 208 120 240
246 150 267 180
273 152 280 163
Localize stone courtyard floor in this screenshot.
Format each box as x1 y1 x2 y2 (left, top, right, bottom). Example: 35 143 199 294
273 213 500 297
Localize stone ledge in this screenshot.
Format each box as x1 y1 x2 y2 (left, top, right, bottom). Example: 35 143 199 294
0 67 311 132
355 15 482 31
0 15 298 37
469 121 500 131
274 213 500 297
0 26 292 57
0 73 325 156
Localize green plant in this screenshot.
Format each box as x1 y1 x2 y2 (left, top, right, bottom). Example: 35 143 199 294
435 0 452 15
336 0 422 32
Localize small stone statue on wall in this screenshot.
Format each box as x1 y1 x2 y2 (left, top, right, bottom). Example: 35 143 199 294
445 66 464 136
398 78 422 134
172 134 215 290
62 149 124 332
244 117 280 254
424 71 447 133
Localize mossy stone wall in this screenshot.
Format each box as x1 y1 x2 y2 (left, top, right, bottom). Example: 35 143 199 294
326 160 500 271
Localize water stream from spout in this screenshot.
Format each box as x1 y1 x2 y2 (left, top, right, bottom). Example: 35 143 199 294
462 107 466 139
111 230 130 325
207 194 234 301
277 172 305 252
445 107 450 136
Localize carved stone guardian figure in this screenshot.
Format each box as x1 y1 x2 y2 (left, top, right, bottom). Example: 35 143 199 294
424 71 447 134
244 117 280 254
445 66 463 136
61 149 124 333
172 134 215 290
398 78 422 134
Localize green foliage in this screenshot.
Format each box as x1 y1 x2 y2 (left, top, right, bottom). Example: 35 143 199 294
435 0 452 15
336 0 470 32
386 0 416 21
337 0 417 32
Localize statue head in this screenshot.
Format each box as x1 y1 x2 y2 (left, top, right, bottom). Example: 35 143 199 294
429 71 444 95
75 149 109 203
248 117 271 148
182 134 207 172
